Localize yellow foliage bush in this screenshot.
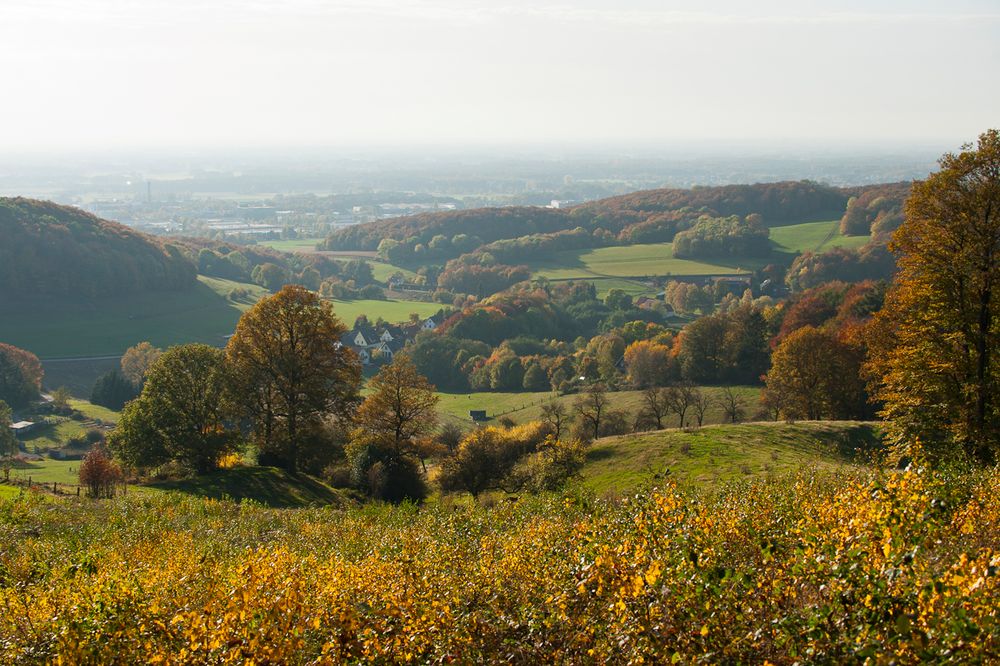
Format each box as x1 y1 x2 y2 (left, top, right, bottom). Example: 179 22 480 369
1 465 998 663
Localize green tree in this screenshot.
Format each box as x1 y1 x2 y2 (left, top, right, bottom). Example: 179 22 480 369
91 370 139 411
226 285 361 473
866 130 1000 464
107 344 238 474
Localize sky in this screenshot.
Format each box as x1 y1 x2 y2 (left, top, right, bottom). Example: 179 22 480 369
0 0 997 152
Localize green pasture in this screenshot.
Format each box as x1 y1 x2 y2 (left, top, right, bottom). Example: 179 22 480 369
325 298 441 326
531 243 757 281
577 421 882 495
0 276 268 359
769 219 871 255
258 238 325 253
434 386 762 429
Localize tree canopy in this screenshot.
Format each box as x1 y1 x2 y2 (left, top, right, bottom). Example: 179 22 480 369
226 284 361 473
866 129 1000 464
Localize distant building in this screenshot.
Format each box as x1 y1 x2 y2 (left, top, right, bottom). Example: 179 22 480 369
548 200 578 209
10 421 35 438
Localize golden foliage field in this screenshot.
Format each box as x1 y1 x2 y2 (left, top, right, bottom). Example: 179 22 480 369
1 464 999 663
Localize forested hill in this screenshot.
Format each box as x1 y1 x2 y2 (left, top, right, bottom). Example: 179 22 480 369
323 180 856 253
0 198 196 298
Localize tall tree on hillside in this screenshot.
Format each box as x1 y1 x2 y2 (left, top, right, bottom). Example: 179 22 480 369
866 130 1000 463
226 285 361 473
574 383 609 441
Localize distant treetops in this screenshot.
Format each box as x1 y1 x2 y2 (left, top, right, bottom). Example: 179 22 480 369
0 198 195 298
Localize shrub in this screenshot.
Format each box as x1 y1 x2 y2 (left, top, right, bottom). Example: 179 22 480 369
78 446 123 498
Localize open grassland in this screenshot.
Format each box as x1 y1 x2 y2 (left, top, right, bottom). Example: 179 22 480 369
531 221 871 284
67 399 120 424
2 461 997 662
7 458 80 487
769 219 871 254
0 276 269 359
531 242 758 281
325 298 441 326
435 386 762 428
258 238 325 253
577 420 881 495
18 419 88 452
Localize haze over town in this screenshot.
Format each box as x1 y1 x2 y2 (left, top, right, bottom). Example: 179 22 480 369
1 0 997 154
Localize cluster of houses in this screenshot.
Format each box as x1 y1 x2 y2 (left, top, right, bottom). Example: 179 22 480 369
338 315 441 366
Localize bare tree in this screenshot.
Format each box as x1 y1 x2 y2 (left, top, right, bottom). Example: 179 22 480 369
574 384 609 441
540 400 572 440
641 387 671 430
720 387 747 423
665 383 697 428
690 388 714 427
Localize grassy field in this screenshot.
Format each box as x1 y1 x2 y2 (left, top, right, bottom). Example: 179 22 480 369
7 458 81 487
258 238 325 252
435 386 762 428
325 298 441 326
529 220 871 284
67 399 120 424
769 219 871 254
18 419 89 452
577 420 882 495
531 243 758 281
0 276 269 359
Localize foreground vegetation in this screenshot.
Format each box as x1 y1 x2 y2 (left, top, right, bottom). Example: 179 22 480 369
1 463 997 662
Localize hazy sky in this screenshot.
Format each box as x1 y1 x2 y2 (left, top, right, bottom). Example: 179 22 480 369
1 0 997 151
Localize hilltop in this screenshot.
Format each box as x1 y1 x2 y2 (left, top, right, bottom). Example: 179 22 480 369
0 198 196 298
322 180 903 257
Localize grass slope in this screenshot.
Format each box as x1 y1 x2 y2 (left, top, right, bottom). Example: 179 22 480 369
0 276 268 359
577 421 881 495
769 219 871 254
7 459 81 487
146 466 348 508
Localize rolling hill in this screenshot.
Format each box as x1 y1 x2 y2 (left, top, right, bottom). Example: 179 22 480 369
0 197 196 298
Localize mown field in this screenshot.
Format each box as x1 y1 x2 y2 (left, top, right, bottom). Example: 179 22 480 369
769 219 871 254
326 298 441 326
1 454 997 662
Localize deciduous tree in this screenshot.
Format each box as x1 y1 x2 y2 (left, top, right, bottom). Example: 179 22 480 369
764 326 865 421
107 344 239 474
120 341 162 387
866 130 1000 463
226 285 361 473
